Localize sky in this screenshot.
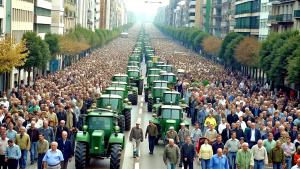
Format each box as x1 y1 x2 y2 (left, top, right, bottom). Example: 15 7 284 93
124 0 169 15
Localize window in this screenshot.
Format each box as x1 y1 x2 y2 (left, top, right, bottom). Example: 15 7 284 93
88 117 111 130
162 109 180 119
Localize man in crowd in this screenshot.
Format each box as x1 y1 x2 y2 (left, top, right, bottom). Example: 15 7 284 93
0 132 9 169
5 139 21 169
27 121 40 164
163 139 180 169
225 132 240 169
37 133 49 169
270 140 286 169
251 140 268 169
145 120 158 154
42 142 64 169
210 148 229 169
14 126 30 169
129 122 143 158
235 143 254 169
57 131 73 169
180 137 195 169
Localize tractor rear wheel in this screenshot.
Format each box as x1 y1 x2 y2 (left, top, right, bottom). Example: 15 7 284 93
147 98 152 112
128 94 133 103
75 142 88 169
138 80 143 95
125 110 131 131
118 116 125 133
144 89 148 102
110 144 122 169
132 93 138 105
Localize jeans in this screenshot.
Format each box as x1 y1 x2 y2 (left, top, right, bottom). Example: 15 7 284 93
228 152 237 169
19 149 28 169
190 107 195 125
273 162 282 169
0 155 7 169
148 136 155 153
30 142 37 162
179 142 184 166
38 154 45 169
200 159 210 169
183 160 193 169
7 159 18 169
166 163 177 169
254 160 264 169
132 139 141 156
285 156 292 169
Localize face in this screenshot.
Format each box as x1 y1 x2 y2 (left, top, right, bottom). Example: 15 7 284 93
62 132 67 140
243 144 249 151
186 137 191 144
217 136 222 142
204 139 208 144
51 143 57 150
1 133 7 139
39 134 44 141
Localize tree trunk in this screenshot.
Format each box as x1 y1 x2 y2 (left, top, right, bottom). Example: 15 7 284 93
27 68 31 86
262 71 265 85
18 68 21 88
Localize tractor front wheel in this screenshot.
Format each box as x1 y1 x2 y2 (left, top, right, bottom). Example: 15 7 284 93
75 142 88 169
110 144 122 169
138 80 143 95
147 98 152 112
118 116 125 133
125 110 131 131
132 93 138 105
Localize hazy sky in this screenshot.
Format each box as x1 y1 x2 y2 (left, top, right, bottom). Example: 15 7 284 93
124 0 169 15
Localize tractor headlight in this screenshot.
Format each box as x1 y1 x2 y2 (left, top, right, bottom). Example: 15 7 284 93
95 147 98 150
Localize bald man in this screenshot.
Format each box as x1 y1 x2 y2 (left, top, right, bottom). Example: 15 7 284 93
210 148 229 169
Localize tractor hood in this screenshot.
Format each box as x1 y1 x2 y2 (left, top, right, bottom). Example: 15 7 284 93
90 130 105 154
165 119 177 131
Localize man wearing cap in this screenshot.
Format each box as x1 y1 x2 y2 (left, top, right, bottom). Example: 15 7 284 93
145 120 158 154
47 105 58 127
129 122 143 158
178 123 190 167
0 97 9 109
165 126 179 145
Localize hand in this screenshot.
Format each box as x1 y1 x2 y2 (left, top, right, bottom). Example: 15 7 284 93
250 165 254 169
69 158 72 162
164 162 167 165
184 158 187 161
270 163 273 166
5 158 7 162
193 158 195 161
177 162 179 166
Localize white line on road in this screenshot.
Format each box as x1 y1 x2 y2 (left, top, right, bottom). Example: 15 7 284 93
139 109 142 114
135 163 139 169
138 118 141 122
140 103 143 107
141 98 144 102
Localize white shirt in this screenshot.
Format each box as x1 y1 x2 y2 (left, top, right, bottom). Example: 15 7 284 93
236 111 244 117
239 82 244 89
0 101 9 108
250 129 256 142
0 137 9 155
218 123 227 134
219 99 226 105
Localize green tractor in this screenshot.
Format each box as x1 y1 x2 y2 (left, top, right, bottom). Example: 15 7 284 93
160 72 177 89
152 105 189 144
129 55 140 62
147 87 169 112
127 69 144 96
128 61 140 67
143 75 162 102
75 108 125 169
148 68 161 75
157 65 173 73
127 66 140 71
97 94 131 132
111 74 138 105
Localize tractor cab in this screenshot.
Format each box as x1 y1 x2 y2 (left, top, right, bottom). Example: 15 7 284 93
147 87 169 112
129 56 140 62
112 73 129 84
160 72 177 89
157 65 173 73
148 68 161 75
127 66 140 71
128 61 140 67
111 81 128 96
104 87 126 100
146 75 160 88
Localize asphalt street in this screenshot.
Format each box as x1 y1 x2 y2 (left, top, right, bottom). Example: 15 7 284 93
25 23 274 169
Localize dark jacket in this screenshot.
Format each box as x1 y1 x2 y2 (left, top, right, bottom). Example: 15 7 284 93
243 116 254 123
27 128 40 142
251 108 262 117
57 138 73 162
181 143 196 162
56 111 67 124
221 128 231 144
289 130 298 143
56 126 69 141
231 128 245 140
227 114 238 125
245 128 261 143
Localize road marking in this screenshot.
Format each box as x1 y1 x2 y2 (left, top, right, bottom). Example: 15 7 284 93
138 118 141 122
139 109 142 114
140 103 143 107
135 163 139 169
141 98 144 102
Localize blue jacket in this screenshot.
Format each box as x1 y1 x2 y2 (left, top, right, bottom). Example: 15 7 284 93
198 110 206 124
245 128 261 143
57 138 73 162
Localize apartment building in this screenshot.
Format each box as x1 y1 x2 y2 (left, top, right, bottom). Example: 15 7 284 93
63 0 76 33
234 0 260 36
268 0 300 33
210 0 222 37
221 0 233 38
0 0 5 40
34 0 52 39
95 0 100 29
99 0 110 29
259 0 272 41
51 0 64 34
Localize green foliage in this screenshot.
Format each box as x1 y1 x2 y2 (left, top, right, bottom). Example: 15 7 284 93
224 35 244 68
193 32 210 50
287 49 300 85
21 32 50 70
45 32 61 60
218 32 239 61
188 30 202 47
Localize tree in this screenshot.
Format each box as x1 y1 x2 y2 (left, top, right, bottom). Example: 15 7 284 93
218 32 239 61
235 36 261 67
287 48 300 85
59 35 90 56
45 32 61 60
193 32 210 50
21 32 51 84
0 35 29 74
202 36 222 56
224 35 244 68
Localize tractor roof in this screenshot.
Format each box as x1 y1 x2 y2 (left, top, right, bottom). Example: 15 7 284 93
111 81 128 85
158 65 173 67
114 73 128 77
153 87 170 90
153 80 169 83
148 74 160 77
100 94 122 99
161 72 176 76
128 61 139 63
149 68 161 71
128 70 139 72
87 108 116 116
161 105 182 110
164 91 180 95
105 87 125 91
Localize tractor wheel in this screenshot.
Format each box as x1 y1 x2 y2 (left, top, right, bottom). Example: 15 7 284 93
118 116 125 133
125 110 131 131
144 89 148 102
110 144 122 169
132 93 138 105
138 80 143 95
147 98 152 112
75 142 88 169
128 94 133 103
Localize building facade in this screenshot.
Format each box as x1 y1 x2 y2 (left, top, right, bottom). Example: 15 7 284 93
63 0 76 33
0 0 5 40
51 0 64 34
34 0 52 39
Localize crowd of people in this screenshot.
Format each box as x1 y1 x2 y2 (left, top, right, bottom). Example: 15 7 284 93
140 24 300 169
0 24 141 169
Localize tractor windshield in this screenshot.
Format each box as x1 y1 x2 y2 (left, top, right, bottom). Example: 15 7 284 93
164 94 179 103
88 117 111 130
114 76 128 83
162 109 180 120
98 98 120 110
161 75 175 82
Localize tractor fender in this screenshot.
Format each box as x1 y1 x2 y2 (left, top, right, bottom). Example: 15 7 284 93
108 133 125 148
124 105 132 110
76 131 90 142
182 120 190 127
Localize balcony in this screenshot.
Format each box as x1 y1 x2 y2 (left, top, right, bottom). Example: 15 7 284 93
189 16 196 20
222 9 230 15
202 8 206 14
269 14 293 24
221 33 227 38
212 0 222 8
189 0 196 6
188 8 196 13
212 13 222 18
210 23 221 28
221 22 229 27
294 10 300 18
222 0 231 3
